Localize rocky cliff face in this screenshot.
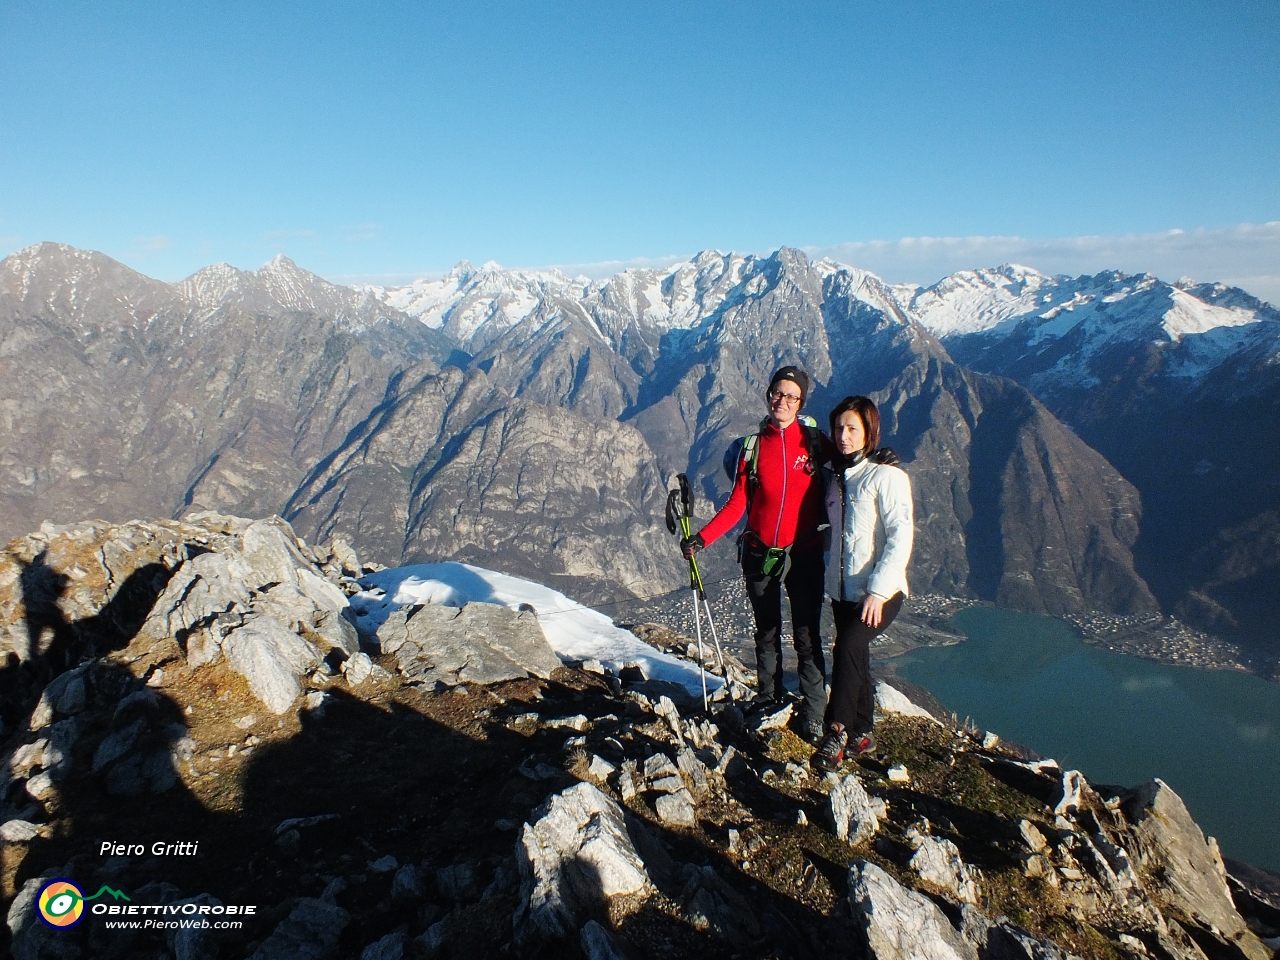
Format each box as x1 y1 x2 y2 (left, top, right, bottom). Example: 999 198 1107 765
0 242 1188 618
1 516 1274 960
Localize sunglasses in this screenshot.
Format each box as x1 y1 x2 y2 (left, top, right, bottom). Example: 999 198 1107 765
768 389 802 406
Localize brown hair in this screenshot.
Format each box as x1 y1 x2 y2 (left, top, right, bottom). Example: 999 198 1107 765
828 395 880 456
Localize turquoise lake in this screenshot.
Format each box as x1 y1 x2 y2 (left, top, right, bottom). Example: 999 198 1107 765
892 607 1280 876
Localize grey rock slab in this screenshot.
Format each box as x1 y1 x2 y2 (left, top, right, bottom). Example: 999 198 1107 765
241 518 313 591
618 761 638 802
139 551 254 667
580 919 630 960
642 753 679 782
44 718 81 781
329 536 362 578
360 931 406 960
0 820 39 842
1122 778 1271 960
375 608 410 655
1019 819 1049 854
390 863 423 901
588 755 616 779
249 897 350 960
342 651 374 685
514 781 649 944
28 663 91 730
676 745 710 798
394 603 556 688
680 864 762 947
909 835 981 904
8 738 46 778
436 862 480 902
647 774 685 795
416 920 448 957
655 789 697 828
222 616 321 714
167 894 223 960
654 695 685 744
831 772 880 845
849 860 978 960
92 717 145 773
752 701 794 731
959 906 1078 960
24 771 54 800
8 873 83 960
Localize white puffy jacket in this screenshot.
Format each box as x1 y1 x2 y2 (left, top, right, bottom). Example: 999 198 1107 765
825 457 913 602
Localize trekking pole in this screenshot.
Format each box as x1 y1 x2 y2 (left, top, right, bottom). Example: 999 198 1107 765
667 478 709 711
676 477 736 703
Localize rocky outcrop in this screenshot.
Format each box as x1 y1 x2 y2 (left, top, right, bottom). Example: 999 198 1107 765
1123 779 1272 960
0 514 370 721
2 518 1275 960
513 782 649 944
375 601 561 689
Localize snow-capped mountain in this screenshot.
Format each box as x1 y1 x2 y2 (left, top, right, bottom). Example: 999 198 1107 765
907 264 1280 398
181 254 409 330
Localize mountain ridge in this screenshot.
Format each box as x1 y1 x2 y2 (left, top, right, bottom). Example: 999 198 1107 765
3 242 1276 658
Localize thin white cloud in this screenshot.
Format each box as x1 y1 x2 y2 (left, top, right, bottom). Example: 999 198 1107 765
132 235 172 254
345 223 379 243
804 222 1280 305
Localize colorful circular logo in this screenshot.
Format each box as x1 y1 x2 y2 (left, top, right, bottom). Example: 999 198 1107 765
37 879 85 928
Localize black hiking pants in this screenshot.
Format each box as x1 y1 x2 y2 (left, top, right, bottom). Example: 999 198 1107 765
743 539 826 725
825 592 904 735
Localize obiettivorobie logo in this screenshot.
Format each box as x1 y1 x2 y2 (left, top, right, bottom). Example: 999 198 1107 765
37 880 130 928
35 878 258 933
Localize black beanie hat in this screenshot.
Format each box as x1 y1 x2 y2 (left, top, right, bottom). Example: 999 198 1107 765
768 366 810 407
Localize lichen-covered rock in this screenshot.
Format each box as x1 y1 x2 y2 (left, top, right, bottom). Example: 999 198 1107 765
514 782 649 944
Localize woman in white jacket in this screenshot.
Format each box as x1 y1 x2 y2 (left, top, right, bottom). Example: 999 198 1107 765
811 395 913 773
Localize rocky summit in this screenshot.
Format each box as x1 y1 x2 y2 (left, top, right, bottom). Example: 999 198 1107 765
2 515 1278 959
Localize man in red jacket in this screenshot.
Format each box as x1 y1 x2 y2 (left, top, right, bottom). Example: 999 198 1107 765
681 366 831 739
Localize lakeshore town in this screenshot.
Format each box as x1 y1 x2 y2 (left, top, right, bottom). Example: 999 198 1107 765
628 586 1275 684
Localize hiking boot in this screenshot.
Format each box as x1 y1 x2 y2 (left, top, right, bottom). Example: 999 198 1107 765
746 696 779 720
850 730 877 756
810 723 848 773
800 717 825 744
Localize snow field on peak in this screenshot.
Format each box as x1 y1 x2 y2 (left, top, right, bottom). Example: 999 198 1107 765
350 561 722 696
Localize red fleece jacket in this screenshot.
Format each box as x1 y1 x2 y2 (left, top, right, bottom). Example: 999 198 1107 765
698 419 831 549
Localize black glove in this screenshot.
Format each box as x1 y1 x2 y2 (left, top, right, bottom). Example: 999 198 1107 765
680 533 705 560
871 447 900 466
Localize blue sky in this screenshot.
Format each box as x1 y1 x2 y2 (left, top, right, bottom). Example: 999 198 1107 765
2 0 1278 298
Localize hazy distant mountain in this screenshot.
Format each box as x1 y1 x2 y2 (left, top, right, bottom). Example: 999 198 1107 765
10 242 1280 643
